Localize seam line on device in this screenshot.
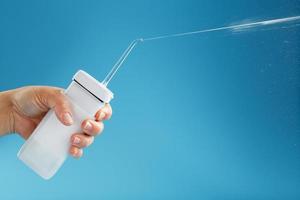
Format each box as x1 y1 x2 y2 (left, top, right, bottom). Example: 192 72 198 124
73 79 104 103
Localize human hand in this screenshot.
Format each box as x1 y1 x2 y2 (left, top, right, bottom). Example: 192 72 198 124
0 86 112 158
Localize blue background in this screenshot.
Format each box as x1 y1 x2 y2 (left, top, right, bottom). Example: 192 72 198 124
0 0 299 199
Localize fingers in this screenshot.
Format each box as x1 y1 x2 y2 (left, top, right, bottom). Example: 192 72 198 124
69 118 105 158
95 104 112 121
71 133 94 148
49 90 73 126
35 87 73 126
69 134 94 158
69 104 113 158
69 146 83 158
81 119 104 136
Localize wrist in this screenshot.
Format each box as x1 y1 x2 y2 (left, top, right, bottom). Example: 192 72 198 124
0 90 16 136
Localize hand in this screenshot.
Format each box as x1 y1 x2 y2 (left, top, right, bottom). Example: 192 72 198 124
0 86 112 158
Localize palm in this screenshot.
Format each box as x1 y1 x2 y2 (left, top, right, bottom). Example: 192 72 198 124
13 110 47 139
12 87 49 139
17 114 46 139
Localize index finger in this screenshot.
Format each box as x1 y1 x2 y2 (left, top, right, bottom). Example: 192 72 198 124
95 104 112 121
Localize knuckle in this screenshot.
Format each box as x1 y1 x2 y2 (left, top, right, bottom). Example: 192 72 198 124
73 148 82 158
77 149 83 157
87 136 94 146
105 104 112 114
108 104 112 114
81 139 88 147
98 122 104 133
82 137 92 147
90 122 103 135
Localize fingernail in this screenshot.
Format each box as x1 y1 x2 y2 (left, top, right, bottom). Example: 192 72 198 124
84 121 92 131
99 112 106 120
63 113 73 125
73 137 80 144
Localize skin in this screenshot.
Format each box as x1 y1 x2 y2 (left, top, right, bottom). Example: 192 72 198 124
0 86 112 158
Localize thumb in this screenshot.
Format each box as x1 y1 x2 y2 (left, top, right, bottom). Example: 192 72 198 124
35 87 74 126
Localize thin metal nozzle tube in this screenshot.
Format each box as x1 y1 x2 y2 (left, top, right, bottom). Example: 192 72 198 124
102 38 143 86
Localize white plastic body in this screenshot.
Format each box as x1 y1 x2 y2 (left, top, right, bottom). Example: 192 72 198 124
17 70 113 180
